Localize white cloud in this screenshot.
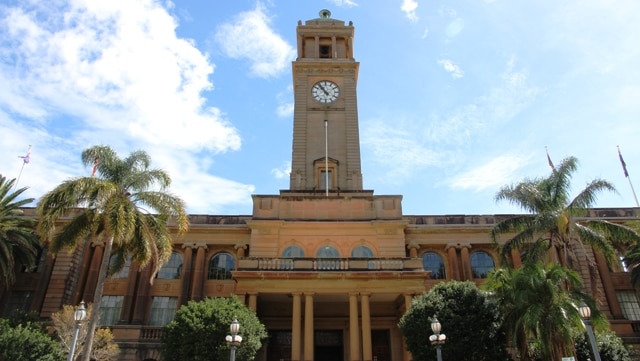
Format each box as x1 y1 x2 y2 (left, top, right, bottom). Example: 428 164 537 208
328 0 359 7
271 161 291 179
0 0 251 213
214 3 296 78
401 0 419 22
437 59 464 78
445 18 464 38
448 155 528 191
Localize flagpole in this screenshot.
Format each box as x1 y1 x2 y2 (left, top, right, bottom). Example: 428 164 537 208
324 119 329 197
14 145 31 191
618 146 639 207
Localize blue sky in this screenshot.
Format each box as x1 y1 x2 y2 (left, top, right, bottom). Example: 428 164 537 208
1 0 639 216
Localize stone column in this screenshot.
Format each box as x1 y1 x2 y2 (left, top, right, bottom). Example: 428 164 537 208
349 293 360 361
446 245 459 280
179 244 195 306
304 293 314 361
510 248 522 268
120 261 140 323
407 244 419 258
594 251 624 318
403 294 413 361
460 245 472 281
190 244 207 301
292 293 302 361
235 244 248 258
361 293 372 361
248 293 258 312
82 242 104 302
131 264 153 324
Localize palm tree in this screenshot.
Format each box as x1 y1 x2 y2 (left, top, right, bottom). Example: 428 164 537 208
484 262 601 360
491 156 640 272
36 145 189 361
0 175 40 288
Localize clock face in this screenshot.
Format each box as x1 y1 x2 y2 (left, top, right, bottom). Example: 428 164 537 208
311 81 340 103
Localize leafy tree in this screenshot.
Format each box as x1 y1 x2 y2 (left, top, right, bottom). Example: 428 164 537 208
161 296 268 361
484 262 604 361
51 303 120 361
0 318 64 361
490 157 640 276
398 281 512 361
574 328 635 361
36 145 189 361
0 174 40 288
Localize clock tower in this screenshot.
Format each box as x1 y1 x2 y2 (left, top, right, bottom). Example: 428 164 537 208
289 9 363 192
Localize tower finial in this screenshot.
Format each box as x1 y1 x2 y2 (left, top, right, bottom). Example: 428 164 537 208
319 9 331 19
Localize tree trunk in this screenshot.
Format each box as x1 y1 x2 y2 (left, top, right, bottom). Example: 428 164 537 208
80 236 113 361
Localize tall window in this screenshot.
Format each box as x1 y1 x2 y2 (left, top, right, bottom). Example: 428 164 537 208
149 296 178 326
156 252 182 280
470 251 494 279
1 291 32 317
351 245 373 258
317 245 339 258
282 245 305 258
320 170 332 189
617 291 640 320
207 252 235 280
422 252 446 279
100 295 123 325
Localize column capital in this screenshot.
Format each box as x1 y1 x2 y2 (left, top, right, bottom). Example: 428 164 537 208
90 241 105 248
234 244 248 250
181 243 197 249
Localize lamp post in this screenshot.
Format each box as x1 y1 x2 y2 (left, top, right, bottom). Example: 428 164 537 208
578 302 602 361
429 315 446 361
67 301 87 361
225 318 243 361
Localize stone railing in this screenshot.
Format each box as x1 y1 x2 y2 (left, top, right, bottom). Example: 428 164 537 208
239 257 422 272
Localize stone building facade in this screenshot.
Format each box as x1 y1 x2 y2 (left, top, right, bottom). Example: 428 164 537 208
1 10 640 361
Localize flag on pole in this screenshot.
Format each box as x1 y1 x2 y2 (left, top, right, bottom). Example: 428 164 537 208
545 146 554 171
618 146 629 177
18 146 31 164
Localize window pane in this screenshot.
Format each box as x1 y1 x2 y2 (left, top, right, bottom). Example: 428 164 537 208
149 296 178 326
100 295 123 326
320 170 332 189
422 252 446 279
317 245 339 258
470 251 494 279
617 291 640 321
351 246 373 258
207 253 235 280
108 255 131 279
282 245 305 258
157 252 183 280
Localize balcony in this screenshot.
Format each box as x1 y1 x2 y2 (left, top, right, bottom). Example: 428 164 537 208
237 257 423 272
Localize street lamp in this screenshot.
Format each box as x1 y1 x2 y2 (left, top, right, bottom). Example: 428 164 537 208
225 318 243 361
578 302 602 361
429 315 446 361
67 301 87 361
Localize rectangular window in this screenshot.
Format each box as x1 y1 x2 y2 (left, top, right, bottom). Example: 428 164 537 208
320 170 332 189
2 291 33 317
149 296 178 326
617 290 640 320
100 295 123 326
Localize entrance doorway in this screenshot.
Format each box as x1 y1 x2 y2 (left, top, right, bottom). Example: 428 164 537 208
314 330 343 361
372 330 391 361
266 330 291 361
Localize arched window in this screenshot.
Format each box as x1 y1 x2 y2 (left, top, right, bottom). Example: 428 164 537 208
282 245 305 258
422 252 446 279
156 252 182 280
208 252 235 280
470 251 494 279
316 245 339 258
351 245 373 258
